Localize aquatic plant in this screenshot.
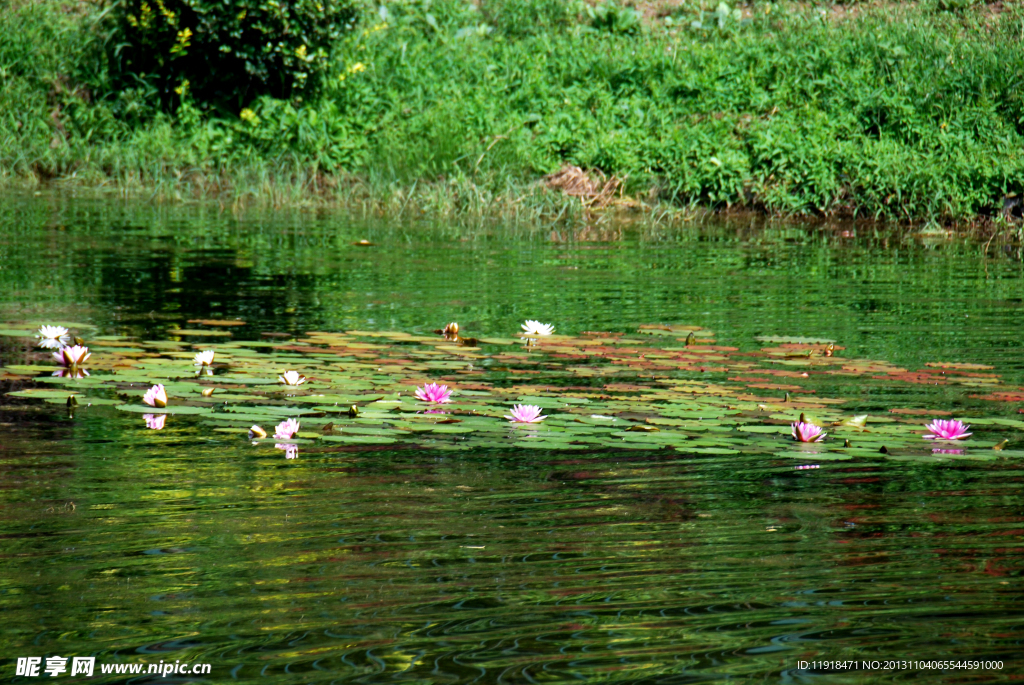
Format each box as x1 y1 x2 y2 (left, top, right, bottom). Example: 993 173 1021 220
4 321 1022 461
143 414 167 430
279 371 306 386
415 382 452 404
791 421 826 443
521 321 554 337
506 404 545 424
193 350 215 366
276 444 299 459
442 322 459 340
274 418 300 439
37 325 70 348
142 384 168 408
924 419 972 440
54 345 90 368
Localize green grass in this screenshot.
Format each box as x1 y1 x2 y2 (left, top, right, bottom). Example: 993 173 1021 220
2 0 1024 224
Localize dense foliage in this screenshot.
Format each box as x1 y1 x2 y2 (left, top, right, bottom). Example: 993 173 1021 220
103 0 358 111
1 0 1024 221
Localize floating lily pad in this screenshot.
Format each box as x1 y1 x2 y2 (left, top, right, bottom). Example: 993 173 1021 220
755 335 836 344
321 435 398 445
115 404 213 415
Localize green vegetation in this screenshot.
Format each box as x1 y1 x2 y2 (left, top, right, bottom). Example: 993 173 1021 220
105 0 358 111
2 0 1024 222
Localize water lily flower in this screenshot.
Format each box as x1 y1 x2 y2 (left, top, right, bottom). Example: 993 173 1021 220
505 404 545 424
415 382 452 404
791 421 826 442
38 325 70 347
521 320 555 336
193 350 215 366
923 419 971 440
442 322 459 339
249 425 267 439
276 444 299 459
142 384 168 408
274 418 300 439
54 345 91 367
279 371 306 386
143 414 167 430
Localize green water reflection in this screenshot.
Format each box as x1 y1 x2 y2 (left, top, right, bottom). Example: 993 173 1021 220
1 193 1022 683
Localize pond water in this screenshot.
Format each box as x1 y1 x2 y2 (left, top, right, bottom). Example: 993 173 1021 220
2 193 1022 683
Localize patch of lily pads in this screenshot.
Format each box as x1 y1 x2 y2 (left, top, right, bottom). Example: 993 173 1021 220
3 320 1024 463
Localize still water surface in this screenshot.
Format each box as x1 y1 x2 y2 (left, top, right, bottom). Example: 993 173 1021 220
1 194 1022 683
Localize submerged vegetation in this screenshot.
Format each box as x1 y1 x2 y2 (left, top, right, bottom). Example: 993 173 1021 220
2 0 1024 223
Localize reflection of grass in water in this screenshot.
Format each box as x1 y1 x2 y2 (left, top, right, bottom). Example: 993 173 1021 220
2 388 1020 679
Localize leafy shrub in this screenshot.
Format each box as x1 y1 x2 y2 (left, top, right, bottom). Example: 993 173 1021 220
100 0 359 112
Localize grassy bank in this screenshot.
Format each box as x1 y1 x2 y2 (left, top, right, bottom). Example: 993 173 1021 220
2 0 1024 224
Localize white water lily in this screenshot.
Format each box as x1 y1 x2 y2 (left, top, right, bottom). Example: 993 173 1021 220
38 325 70 347
193 350 215 366
279 370 307 386
521 320 555 336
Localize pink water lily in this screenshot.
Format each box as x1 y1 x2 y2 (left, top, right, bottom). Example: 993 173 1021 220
415 382 452 404
923 419 971 440
791 421 826 442
276 444 299 459
274 418 300 440
142 384 168 408
505 404 545 424
143 414 167 430
54 345 90 367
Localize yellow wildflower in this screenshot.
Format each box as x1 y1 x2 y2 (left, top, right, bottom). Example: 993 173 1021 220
156 0 175 23
170 27 192 55
240 108 257 123
295 44 308 59
348 62 366 74
174 80 190 96
139 2 154 28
